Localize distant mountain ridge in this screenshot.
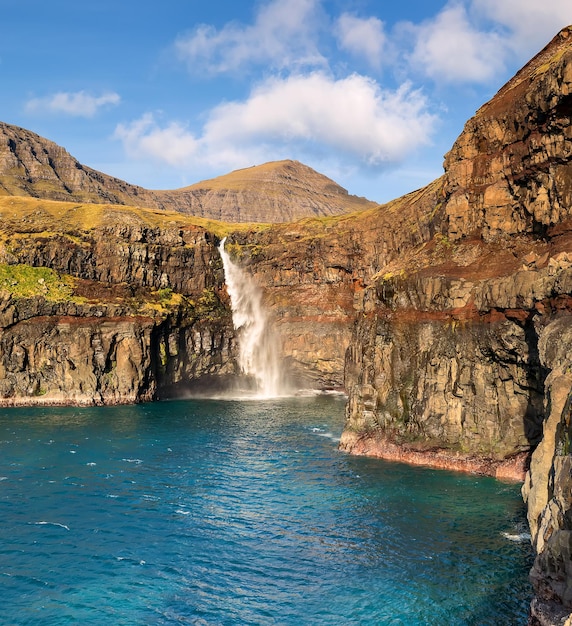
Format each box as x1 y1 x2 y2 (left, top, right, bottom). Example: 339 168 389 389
0 122 376 222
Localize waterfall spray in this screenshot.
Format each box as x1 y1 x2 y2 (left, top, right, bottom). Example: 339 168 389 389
218 238 285 398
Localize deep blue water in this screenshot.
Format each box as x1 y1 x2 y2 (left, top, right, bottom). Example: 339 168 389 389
0 396 532 625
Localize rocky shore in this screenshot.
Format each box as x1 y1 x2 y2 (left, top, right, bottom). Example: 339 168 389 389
339 430 529 481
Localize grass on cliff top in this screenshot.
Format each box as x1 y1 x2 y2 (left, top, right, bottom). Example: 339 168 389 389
0 195 269 239
0 177 443 260
0 263 78 301
280 177 444 235
0 263 224 318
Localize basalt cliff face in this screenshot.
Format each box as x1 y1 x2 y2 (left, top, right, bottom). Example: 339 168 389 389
329 27 572 623
227 178 444 388
0 123 374 222
0 198 240 405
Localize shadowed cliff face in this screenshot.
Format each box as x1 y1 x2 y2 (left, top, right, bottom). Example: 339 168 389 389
522 318 572 625
0 301 237 406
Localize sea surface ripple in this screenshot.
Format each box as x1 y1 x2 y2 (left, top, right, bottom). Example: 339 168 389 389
0 396 532 625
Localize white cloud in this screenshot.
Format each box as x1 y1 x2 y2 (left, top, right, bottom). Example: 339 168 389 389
25 90 120 117
335 14 385 69
205 73 435 164
114 73 436 174
407 0 572 85
410 3 505 83
175 0 325 74
114 114 199 167
473 0 572 55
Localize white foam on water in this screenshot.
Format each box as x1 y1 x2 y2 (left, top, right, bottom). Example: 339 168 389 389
318 431 340 442
501 531 531 543
310 426 340 442
142 494 160 502
31 521 70 531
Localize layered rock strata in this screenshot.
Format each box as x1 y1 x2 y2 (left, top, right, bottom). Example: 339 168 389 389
0 292 237 406
226 178 444 388
337 27 572 623
0 200 239 405
443 27 572 241
340 247 572 478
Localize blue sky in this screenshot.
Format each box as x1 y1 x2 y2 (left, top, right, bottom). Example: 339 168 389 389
3 0 572 203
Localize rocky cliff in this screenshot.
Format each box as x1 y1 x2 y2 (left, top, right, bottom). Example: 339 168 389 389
443 28 572 242
0 123 374 222
224 177 444 388
332 26 572 623
0 123 154 206
0 196 243 405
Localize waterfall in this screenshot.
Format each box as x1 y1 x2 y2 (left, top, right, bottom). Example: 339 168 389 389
218 238 285 398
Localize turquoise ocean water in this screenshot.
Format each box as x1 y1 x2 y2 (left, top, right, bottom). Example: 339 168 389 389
0 395 532 625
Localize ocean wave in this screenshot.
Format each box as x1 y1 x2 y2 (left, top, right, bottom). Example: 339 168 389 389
501 531 531 543
30 521 70 531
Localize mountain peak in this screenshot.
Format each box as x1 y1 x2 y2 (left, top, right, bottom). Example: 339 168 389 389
171 159 376 222
0 123 375 222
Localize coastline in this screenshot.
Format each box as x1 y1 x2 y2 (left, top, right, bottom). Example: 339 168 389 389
0 393 153 408
0 393 528 484
338 430 529 482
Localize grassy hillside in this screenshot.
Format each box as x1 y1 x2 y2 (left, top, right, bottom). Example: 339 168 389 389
1 122 376 222
0 195 267 239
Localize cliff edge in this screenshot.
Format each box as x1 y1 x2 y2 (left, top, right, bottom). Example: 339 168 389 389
331 26 572 624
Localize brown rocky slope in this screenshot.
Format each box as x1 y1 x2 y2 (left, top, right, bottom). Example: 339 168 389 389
0 122 375 222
